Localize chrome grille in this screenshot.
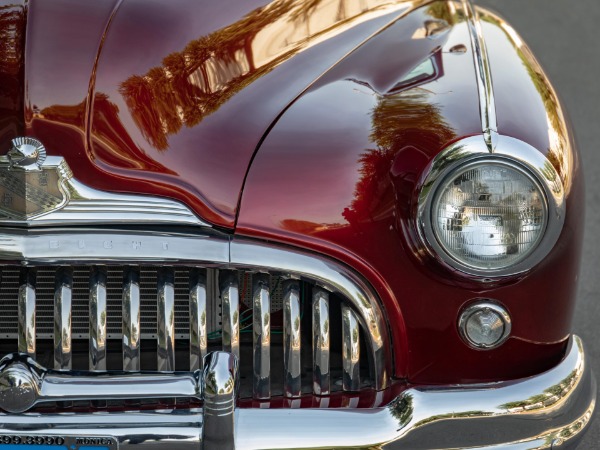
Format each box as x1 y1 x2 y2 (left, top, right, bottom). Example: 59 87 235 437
0 264 379 399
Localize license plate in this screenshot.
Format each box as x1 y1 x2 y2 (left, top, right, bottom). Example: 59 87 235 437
0 435 118 450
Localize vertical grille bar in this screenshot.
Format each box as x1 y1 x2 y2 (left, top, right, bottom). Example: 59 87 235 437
123 267 141 371
54 267 73 370
342 305 360 392
189 268 207 371
312 288 330 396
157 267 175 371
252 273 270 399
89 266 107 371
220 270 239 360
283 280 301 398
18 268 36 357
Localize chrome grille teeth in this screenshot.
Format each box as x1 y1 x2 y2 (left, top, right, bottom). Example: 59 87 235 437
189 268 208 371
252 273 270 400
283 280 301 398
157 267 176 372
17 267 36 357
54 267 73 370
312 288 330 396
89 266 107 371
7 266 381 400
122 267 141 371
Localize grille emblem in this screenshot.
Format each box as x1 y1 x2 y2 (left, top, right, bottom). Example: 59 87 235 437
0 137 70 220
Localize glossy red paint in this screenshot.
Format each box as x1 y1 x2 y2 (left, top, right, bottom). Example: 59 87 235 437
23 0 418 228
237 4 581 383
0 0 26 154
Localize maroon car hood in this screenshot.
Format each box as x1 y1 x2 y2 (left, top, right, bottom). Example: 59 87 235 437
4 0 416 228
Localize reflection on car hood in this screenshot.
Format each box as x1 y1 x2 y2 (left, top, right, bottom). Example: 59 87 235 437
2 0 433 227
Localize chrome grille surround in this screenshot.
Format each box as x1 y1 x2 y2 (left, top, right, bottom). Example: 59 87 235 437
0 227 392 403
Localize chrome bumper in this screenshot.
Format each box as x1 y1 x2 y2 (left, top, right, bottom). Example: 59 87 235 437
0 335 594 450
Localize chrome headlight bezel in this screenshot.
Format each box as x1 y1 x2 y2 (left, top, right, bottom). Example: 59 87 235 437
417 135 566 278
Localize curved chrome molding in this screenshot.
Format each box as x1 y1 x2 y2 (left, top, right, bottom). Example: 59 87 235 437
235 335 595 450
0 353 202 414
231 238 391 391
0 228 391 391
462 0 498 152
0 153 209 227
417 135 566 278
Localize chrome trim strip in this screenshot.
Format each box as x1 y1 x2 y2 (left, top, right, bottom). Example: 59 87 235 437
0 155 210 228
312 288 330 396
53 267 73 370
89 266 107 371
462 0 498 152
342 306 360 392
157 267 176 371
122 267 141 371
235 336 595 450
0 354 202 413
202 351 238 450
283 280 302 398
231 239 390 391
189 268 208 371
220 271 240 360
0 229 230 264
417 135 566 278
17 268 36 357
252 274 270 400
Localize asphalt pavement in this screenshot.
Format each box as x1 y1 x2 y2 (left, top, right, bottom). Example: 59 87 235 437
476 1 599 448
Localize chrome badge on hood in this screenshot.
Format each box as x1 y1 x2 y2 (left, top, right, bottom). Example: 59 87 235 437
0 137 208 227
0 137 69 220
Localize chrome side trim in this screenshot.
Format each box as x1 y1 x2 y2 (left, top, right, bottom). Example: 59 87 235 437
462 0 498 152
17 268 36 357
189 268 208 371
122 267 141 371
342 306 360 392
231 239 391 391
312 288 330 396
202 351 238 450
157 267 176 371
252 274 270 400
220 271 240 360
53 267 72 370
282 280 302 398
89 266 107 371
417 135 566 278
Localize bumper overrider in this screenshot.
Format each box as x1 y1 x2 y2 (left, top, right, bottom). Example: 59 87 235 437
0 336 593 450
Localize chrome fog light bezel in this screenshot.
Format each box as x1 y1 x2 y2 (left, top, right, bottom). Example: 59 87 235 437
417 135 566 278
458 301 512 350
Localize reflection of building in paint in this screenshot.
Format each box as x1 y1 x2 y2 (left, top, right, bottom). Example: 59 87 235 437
119 0 412 150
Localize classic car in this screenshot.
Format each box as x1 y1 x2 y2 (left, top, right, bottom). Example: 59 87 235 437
0 0 595 449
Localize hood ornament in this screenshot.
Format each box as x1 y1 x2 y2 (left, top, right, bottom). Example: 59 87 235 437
0 137 69 221
7 137 47 170
0 136 207 226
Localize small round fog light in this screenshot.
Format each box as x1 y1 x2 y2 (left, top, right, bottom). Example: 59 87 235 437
458 302 511 349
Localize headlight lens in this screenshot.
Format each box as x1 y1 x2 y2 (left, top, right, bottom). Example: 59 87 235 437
431 161 547 270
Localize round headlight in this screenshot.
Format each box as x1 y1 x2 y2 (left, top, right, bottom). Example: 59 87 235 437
431 161 547 271
418 136 565 278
